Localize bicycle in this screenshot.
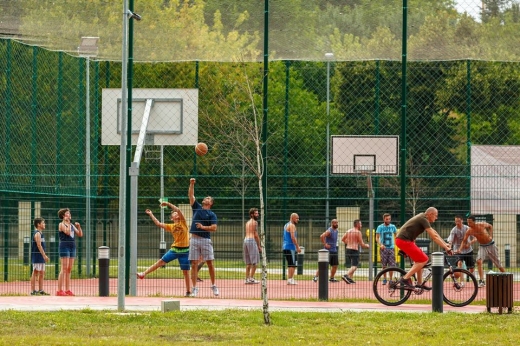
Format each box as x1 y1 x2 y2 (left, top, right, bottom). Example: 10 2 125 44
372 251 478 307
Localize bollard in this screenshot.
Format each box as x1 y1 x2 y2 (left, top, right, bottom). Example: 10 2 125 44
505 244 510 268
297 246 305 275
49 235 56 263
318 249 329 301
23 235 30 266
431 252 444 313
159 241 166 268
98 246 110 297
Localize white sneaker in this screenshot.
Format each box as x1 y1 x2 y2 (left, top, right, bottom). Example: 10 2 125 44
478 280 485 288
211 285 220 296
249 278 260 284
287 278 297 285
190 286 199 297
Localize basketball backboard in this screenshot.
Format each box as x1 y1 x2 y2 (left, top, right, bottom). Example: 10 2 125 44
331 135 399 175
101 88 198 146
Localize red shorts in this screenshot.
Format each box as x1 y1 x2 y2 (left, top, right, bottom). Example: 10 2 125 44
395 238 428 263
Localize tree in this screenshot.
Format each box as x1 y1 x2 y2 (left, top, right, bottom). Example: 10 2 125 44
197 61 271 324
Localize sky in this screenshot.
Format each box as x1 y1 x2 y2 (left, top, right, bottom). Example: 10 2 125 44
455 0 482 20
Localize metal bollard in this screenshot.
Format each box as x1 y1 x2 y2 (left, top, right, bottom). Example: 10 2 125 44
431 252 444 313
98 246 110 297
297 246 305 275
159 241 166 268
23 236 30 266
49 235 56 263
505 244 510 268
318 249 329 301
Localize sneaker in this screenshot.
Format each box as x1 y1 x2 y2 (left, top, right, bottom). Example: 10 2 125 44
287 278 297 285
184 291 191 297
382 279 388 285
329 278 339 282
30 290 39 296
398 277 415 290
245 278 252 284
190 286 199 297
211 285 220 296
346 277 356 284
478 280 485 288
416 283 432 291
341 275 351 284
38 290 50 296
197 277 204 282
56 290 67 296
249 278 260 284
136 272 145 280
65 290 75 296
312 276 318 283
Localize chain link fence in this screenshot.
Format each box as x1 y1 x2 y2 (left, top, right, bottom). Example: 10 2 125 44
1 38 519 301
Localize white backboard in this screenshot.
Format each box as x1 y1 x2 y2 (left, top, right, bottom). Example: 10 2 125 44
331 135 399 175
101 88 198 146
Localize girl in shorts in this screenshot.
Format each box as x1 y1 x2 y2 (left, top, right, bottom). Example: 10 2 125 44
57 208 83 296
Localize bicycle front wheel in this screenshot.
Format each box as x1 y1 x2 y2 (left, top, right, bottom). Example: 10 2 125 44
373 267 411 306
443 268 478 307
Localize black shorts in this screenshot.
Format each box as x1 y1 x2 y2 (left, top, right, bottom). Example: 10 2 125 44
329 252 339 266
283 249 297 267
455 251 475 269
346 249 360 267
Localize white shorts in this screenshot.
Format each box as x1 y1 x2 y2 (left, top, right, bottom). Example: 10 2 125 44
32 263 45 271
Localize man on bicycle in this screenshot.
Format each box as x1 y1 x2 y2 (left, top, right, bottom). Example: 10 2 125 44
395 207 452 290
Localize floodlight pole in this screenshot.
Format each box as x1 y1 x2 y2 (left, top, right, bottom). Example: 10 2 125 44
78 36 98 278
85 54 91 276
118 0 129 311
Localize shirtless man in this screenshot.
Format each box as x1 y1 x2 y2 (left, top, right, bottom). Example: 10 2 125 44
243 208 262 284
458 215 505 287
341 219 369 284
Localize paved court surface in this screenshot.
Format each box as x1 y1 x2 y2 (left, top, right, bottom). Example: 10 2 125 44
0 295 490 314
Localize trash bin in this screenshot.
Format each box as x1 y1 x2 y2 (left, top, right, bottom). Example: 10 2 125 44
297 246 305 275
486 272 513 314
415 238 431 255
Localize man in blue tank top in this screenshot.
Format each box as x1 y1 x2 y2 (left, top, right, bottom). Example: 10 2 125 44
282 213 301 285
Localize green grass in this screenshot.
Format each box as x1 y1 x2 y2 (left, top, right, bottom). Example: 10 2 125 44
1 309 519 345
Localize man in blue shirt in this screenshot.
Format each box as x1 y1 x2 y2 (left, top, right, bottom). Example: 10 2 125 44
375 213 397 285
188 178 219 297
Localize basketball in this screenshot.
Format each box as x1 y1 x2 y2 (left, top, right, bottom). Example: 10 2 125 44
195 142 208 156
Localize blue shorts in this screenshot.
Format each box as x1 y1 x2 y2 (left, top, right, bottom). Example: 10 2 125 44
59 242 76 258
162 248 190 271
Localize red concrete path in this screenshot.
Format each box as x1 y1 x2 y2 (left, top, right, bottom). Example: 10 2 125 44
0 295 496 314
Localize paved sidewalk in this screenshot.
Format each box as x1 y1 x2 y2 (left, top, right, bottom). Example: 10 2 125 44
0 296 487 313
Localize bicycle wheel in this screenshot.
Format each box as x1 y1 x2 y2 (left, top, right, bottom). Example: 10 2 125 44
373 267 411 306
443 268 478 307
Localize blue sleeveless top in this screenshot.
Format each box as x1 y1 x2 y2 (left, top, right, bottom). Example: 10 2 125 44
31 230 46 264
282 222 297 251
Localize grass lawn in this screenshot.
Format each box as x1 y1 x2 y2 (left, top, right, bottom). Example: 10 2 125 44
1 309 519 345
